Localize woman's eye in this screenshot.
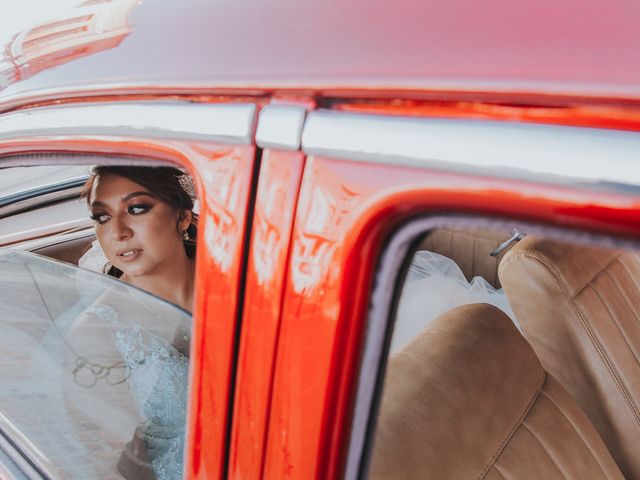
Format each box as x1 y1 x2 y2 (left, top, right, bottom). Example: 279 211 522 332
91 213 110 224
128 204 151 215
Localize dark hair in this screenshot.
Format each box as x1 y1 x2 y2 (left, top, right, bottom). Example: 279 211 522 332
82 166 198 262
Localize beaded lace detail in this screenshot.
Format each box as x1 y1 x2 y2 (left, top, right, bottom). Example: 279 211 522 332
89 304 188 480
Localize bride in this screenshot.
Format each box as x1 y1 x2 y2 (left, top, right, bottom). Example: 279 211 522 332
81 165 197 311
79 165 198 480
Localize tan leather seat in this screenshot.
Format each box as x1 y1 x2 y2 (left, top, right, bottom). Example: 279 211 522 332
498 237 640 478
369 303 622 479
417 228 515 288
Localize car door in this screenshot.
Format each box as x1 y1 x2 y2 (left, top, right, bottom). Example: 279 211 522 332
0 98 262 480
259 100 640 478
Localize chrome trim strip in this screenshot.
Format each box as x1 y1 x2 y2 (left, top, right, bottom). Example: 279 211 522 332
2 79 640 114
0 431 42 480
0 102 257 144
11 228 94 252
255 105 307 150
302 110 640 193
0 177 87 213
0 409 56 479
0 218 92 246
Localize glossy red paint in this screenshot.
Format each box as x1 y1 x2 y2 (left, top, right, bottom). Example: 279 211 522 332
4 0 640 104
0 134 259 480
185 144 257 480
264 156 640 479
335 100 640 132
1 0 136 87
229 150 306 479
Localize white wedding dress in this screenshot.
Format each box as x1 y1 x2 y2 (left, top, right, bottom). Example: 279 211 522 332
88 302 189 480
391 250 520 353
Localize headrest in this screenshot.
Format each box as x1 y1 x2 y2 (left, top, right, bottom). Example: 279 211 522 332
499 236 620 298
370 303 544 479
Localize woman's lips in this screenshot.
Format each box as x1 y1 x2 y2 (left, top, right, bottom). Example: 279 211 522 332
116 248 142 262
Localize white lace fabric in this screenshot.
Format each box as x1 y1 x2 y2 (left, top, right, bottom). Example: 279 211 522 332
88 303 189 480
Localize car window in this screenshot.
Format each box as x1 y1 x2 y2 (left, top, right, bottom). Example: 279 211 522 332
363 226 640 478
0 249 191 479
0 165 93 249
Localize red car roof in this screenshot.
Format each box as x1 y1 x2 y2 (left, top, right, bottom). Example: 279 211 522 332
1 0 640 102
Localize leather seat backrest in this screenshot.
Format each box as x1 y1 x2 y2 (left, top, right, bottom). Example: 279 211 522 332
499 237 640 478
369 303 623 480
417 228 515 288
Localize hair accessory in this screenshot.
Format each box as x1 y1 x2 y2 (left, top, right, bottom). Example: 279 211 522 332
178 173 196 200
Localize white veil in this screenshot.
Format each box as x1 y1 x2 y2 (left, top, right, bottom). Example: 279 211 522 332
391 250 520 353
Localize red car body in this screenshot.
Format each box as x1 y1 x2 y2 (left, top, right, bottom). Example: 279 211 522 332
1 0 640 478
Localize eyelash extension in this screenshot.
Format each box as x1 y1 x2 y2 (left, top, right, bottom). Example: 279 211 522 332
90 203 154 224
90 213 110 224
128 203 153 214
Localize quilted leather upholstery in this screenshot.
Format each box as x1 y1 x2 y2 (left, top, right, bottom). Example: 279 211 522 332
499 237 640 478
369 303 622 479
417 228 516 288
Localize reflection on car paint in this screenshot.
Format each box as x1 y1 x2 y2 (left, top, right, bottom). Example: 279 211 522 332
230 149 305 479
186 143 257 480
0 0 137 90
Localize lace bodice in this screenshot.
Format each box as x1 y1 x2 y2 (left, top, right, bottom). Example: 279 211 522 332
90 304 189 480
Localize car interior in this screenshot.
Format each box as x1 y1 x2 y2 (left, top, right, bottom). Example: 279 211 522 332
0 165 95 264
370 226 640 479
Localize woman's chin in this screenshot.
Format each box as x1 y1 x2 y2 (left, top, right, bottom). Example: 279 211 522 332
118 264 149 280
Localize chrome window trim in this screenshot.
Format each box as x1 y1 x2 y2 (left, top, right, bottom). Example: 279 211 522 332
0 178 88 217
0 217 91 246
301 110 640 194
0 410 52 480
0 102 258 145
0 431 42 480
344 215 640 480
255 104 307 150
11 228 94 252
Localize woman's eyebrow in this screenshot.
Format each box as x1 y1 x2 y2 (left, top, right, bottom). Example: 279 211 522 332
123 191 156 202
89 200 107 209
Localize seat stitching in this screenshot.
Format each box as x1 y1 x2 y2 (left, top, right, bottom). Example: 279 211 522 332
521 421 568 479
500 249 619 298
591 276 640 365
504 250 640 429
617 256 640 301
540 389 609 478
492 464 508 480
581 282 640 425
605 265 640 328
477 370 546 480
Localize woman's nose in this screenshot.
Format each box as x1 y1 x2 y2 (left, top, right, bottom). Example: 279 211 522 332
111 215 133 240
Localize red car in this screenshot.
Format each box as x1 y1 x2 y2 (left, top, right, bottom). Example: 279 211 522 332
1 0 640 479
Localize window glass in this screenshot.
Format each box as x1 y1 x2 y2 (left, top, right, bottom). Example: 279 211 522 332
0 165 90 203
0 250 191 479
0 163 199 480
0 165 92 245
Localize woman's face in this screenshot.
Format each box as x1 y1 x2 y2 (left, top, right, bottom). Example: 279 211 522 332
89 173 191 279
